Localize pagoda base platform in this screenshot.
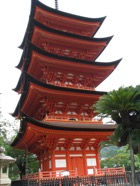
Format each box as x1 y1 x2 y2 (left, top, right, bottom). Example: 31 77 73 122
22 167 125 180
16 167 133 186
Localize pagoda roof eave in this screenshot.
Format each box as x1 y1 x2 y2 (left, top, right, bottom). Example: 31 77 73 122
11 112 116 147
31 0 106 23
17 41 122 70
21 112 117 131
13 72 107 94
19 18 112 49
19 0 106 49
12 72 107 117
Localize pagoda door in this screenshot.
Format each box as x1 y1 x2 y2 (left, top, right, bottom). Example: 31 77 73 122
70 157 85 176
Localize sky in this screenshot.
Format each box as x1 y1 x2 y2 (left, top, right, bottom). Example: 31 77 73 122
0 0 140 120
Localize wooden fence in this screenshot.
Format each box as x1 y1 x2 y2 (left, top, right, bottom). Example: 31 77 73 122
11 172 140 186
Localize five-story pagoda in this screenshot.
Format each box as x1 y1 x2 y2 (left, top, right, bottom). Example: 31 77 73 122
11 0 121 177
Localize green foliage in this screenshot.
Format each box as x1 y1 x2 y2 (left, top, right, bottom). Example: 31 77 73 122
100 125 126 148
6 145 39 180
101 153 131 171
92 85 140 152
93 86 140 118
0 118 39 180
100 146 119 158
100 147 140 171
93 85 140 185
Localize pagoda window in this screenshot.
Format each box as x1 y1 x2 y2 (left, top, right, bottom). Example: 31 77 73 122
87 158 96 166
55 159 66 168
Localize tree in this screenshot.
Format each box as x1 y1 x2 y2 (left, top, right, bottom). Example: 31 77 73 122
100 146 119 158
92 85 140 186
6 145 39 180
0 118 39 180
100 146 140 171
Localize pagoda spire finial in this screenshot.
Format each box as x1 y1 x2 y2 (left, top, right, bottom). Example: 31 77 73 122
55 0 58 10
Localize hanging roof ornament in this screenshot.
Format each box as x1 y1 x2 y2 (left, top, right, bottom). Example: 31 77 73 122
55 0 58 10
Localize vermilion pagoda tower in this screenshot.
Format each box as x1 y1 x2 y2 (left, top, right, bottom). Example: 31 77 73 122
12 0 121 177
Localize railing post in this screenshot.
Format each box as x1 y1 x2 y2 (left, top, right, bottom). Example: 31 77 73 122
93 166 96 176
122 165 125 173
105 173 108 186
38 170 43 180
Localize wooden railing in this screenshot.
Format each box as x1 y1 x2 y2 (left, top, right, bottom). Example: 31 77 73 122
93 166 125 176
22 169 77 180
12 172 140 186
43 116 102 124
22 167 125 180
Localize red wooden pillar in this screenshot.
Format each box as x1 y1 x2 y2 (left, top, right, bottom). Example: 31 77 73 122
51 151 56 171
83 151 88 176
96 147 100 169
66 150 70 171
38 156 42 171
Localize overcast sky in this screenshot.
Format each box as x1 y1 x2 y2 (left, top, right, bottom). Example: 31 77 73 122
0 0 140 120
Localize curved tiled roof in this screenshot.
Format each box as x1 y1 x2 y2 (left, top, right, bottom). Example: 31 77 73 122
17 41 121 70
31 0 106 23
19 17 112 49
12 72 107 117
19 0 106 49
11 112 116 147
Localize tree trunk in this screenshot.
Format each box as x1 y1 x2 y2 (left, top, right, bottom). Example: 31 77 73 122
129 134 136 186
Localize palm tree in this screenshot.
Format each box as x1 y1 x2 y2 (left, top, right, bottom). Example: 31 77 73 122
92 85 140 186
